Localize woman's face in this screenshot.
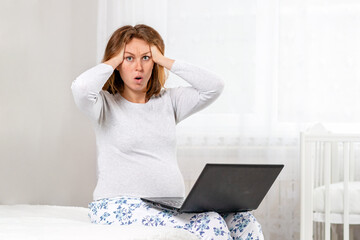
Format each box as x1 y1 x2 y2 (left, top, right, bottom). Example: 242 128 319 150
117 38 154 95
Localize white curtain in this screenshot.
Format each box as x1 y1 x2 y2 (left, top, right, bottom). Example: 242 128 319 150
97 0 360 239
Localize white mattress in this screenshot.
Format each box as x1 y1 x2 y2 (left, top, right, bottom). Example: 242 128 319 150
0 204 200 240
313 181 360 214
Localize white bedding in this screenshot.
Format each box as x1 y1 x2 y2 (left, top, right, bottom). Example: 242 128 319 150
0 204 200 240
313 181 360 214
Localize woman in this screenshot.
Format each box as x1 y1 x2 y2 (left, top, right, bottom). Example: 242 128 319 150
71 24 264 240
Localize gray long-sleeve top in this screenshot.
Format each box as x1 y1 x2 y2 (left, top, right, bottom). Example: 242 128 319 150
71 60 224 201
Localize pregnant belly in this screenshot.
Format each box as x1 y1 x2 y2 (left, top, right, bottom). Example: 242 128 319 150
97 162 185 198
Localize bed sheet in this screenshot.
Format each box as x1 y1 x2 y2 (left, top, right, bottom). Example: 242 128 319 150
0 204 200 240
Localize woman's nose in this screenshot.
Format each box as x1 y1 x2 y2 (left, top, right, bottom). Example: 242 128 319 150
135 59 143 71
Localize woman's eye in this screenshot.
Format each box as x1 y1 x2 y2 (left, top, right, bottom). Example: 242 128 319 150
143 56 150 60
125 56 133 61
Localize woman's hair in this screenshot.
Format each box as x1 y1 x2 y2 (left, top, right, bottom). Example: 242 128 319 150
101 24 168 100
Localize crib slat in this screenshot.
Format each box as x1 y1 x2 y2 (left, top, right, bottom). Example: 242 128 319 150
349 142 355 181
319 142 324 187
315 142 319 188
331 142 339 183
324 142 331 240
300 133 313 240
343 142 350 240
315 141 320 188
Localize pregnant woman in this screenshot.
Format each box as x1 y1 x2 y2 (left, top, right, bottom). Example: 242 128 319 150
71 24 263 240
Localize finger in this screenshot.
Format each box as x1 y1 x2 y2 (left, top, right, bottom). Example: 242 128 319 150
150 44 157 53
149 46 155 59
118 46 125 63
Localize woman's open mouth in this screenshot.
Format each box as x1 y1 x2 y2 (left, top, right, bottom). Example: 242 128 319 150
134 77 143 83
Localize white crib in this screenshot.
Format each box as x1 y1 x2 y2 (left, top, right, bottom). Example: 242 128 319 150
300 124 360 240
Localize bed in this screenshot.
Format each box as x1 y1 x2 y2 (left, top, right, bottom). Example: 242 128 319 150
0 204 200 240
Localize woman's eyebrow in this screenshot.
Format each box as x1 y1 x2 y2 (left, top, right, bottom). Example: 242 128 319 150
124 51 150 56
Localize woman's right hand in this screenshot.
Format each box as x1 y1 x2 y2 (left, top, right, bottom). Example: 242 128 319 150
103 45 125 70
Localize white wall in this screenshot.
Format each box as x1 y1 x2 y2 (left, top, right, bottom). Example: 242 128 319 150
0 0 98 207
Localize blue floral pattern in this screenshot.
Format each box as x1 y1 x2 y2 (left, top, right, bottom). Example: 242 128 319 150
221 212 263 240
88 196 263 240
112 202 141 225
142 215 166 226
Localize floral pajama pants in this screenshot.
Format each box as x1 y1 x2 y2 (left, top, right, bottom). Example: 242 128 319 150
88 196 264 240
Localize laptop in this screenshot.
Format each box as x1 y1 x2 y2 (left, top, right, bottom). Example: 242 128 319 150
141 163 284 213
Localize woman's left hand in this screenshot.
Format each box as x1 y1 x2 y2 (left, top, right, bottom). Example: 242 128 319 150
150 44 175 70
150 44 164 64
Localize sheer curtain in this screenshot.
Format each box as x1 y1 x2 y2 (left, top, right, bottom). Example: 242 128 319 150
97 0 360 239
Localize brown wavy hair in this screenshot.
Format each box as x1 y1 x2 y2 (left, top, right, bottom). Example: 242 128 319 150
101 24 168 100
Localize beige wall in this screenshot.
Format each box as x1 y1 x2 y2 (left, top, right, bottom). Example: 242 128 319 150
0 0 98 207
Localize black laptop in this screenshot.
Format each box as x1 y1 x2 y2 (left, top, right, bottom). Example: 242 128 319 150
141 163 283 213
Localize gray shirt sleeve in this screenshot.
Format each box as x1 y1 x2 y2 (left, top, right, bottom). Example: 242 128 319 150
70 60 224 124
70 63 114 122
168 60 225 124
